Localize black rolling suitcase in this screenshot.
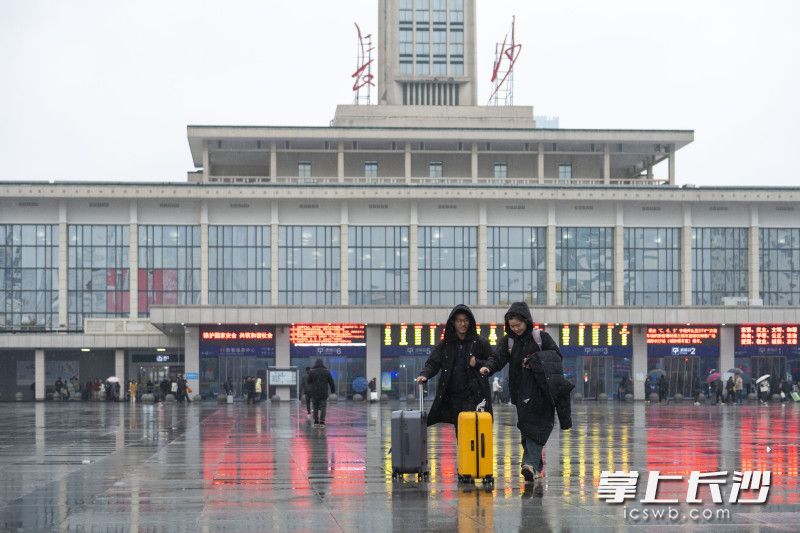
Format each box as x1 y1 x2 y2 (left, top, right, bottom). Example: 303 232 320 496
391 384 429 481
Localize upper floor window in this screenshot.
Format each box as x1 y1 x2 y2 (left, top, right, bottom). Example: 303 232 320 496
298 161 311 178
429 161 443 178
559 164 572 180
494 162 508 179
364 161 378 178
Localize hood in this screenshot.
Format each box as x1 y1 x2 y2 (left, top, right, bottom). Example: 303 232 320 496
444 304 477 344
504 301 534 339
313 358 326 369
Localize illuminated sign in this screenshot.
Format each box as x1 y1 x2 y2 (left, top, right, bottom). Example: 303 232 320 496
132 353 183 364
200 325 276 358
268 368 297 386
735 324 800 356
290 323 366 357
559 323 632 357
646 325 720 357
380 322 516 357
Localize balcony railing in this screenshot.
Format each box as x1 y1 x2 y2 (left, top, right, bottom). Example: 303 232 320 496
195 175 671 187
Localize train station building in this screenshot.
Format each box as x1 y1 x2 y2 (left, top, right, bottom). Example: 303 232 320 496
2 0 799 402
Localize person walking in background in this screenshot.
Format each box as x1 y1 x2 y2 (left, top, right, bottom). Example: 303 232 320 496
658 374 667 403
307 359 336 427
255 377 263 402
492 376 503 404
300 367 312 415
725 376 735 404
734 373 744 404
759 377 771 404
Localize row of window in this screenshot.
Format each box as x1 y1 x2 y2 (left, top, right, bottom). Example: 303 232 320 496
2 225 798 330
399 0 464 76
297 161 573 179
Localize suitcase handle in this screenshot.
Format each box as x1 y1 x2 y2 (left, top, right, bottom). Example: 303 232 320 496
480 433 485 459
418 383 424 412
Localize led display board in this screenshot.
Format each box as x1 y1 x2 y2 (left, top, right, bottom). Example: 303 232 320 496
380 322 516 357
289 323 366 357
735 324 800 356
558 323 632 357
646 325 720 357
199 325 276 357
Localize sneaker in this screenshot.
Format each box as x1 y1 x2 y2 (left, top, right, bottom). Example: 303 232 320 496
521 464 535 483
533 472 544 496
319 422 326 427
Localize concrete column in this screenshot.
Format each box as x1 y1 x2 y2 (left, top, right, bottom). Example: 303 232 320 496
681 206 693 305
202 141 210 182
270 141 277 180
409 203 419 305
115 349 125 387
603 144 611 184
646 157 654 180
632 326 647 400
58 201 68 329
275 326 291 400
35 349 45 400
749 207 760 300
720 326 734 378
129 201 139 319
337 141 345 182
200 201 209 306
668 144 676 185
404 142 412 183
340 203 349 305
537 142 545 183
184 326 200 395
478 202 488 305
614 206 624 306
366 325 381 400
546 204 557 306
271 201 279 306
471 142 478 183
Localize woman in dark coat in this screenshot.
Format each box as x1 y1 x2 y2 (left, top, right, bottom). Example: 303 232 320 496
415 304 492 428
480 301 573 495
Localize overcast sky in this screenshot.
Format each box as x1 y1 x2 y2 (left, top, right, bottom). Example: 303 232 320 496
1 0 798 186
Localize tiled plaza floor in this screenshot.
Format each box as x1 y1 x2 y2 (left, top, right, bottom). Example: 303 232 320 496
0 399 797 532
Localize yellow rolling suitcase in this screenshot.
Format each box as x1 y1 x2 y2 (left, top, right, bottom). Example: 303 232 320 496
457 409 494 487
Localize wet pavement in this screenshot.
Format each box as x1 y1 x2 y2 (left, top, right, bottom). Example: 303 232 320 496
0 399 798 532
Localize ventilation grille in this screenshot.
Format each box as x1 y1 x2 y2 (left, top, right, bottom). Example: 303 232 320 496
402 82 461 106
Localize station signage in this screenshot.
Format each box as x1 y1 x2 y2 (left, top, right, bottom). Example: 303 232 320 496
380 322 519 357
132 353 182 364
559 323 632 357
199 325 276 358
646 325 720 357
735 324 800 356
289 323 366 357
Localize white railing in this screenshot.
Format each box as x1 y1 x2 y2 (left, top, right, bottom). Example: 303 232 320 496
200 175 671 187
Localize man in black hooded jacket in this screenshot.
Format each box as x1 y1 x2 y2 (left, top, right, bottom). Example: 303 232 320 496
480 301 573 495
307 358 336 426
415 304 492 430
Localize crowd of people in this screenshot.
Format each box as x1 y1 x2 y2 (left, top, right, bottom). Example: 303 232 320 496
43 375 198 403
641 372 797 405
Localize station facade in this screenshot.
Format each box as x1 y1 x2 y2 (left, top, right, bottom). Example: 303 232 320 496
2 0 799 401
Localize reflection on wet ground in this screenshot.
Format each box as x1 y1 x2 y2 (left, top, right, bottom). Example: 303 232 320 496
0 400 797 531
